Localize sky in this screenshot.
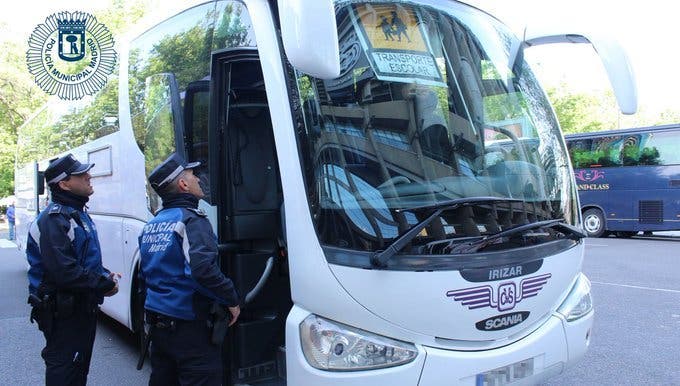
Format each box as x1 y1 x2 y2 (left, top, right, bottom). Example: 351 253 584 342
475 0 680 116
2 0 679 117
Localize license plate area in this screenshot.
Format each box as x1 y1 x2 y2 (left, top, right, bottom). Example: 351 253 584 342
475 357 534 386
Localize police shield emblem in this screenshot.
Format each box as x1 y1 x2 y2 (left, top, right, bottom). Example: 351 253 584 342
58 17 86 62
27 11 117 100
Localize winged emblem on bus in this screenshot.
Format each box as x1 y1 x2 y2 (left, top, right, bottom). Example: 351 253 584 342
574 169 605 183
446 273 552 312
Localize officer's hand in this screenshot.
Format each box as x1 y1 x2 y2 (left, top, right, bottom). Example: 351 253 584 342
104 281 119 297
228 306 240 326
109 272 122 281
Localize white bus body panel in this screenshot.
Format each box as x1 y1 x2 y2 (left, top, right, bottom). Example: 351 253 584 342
329 246 582 343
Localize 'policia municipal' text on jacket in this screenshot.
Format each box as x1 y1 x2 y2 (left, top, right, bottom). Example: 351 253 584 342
138 194 239 321
26 190 115 301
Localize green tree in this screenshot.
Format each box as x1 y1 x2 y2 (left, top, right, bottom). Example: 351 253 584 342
546 84 607 134
546 83 680 135
0 37 47 197
1 0 151 198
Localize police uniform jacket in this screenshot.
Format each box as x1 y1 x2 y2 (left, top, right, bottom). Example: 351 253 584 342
139 193 239 321
26 189 115 302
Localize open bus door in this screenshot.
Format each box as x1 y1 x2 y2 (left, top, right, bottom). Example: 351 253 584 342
208 49 290 385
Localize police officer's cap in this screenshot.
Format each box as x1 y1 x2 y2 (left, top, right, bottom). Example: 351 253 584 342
45 153 95 186
148 153 200 192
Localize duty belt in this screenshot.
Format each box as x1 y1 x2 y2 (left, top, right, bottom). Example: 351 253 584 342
145 311 177 330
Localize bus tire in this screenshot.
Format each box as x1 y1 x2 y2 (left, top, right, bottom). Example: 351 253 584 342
583 208 606 237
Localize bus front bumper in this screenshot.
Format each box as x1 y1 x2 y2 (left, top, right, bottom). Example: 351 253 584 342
286 306 593 385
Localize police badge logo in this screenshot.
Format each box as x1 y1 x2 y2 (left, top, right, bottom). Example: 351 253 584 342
26 11 117 100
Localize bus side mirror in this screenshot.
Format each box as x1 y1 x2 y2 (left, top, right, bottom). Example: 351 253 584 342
521 27 638 115
278 0 340 79
36 171 45 195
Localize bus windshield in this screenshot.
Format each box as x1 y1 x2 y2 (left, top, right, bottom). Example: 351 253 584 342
295 1 579 254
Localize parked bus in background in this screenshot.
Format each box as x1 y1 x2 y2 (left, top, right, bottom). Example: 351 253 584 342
15 1 637 385
566 124 680 238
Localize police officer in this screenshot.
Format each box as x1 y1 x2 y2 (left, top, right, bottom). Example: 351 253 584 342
26 153 120 386
139 153 240 386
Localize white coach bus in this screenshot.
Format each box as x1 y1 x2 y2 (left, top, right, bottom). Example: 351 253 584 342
16 1 637 385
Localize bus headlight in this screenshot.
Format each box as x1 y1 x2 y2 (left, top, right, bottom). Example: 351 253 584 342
300 314 417 371
557 273 593 321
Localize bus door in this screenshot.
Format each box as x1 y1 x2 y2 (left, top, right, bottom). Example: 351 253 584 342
209 49 290 385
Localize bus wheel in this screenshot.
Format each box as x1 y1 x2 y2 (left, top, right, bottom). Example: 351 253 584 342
583 209 606 237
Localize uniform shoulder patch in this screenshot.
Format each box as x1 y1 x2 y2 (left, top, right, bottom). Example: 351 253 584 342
48 204 69 215
187 207 207 217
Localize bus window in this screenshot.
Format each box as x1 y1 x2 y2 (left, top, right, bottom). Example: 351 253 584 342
638 131 680 165
569 135 624 168
16 75 120 168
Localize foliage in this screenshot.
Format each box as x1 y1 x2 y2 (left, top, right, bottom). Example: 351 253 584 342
127 1 251 162
213 3 252 49
547 84 607 134
547 84 680 134
0 1 151 197
0 37 47 197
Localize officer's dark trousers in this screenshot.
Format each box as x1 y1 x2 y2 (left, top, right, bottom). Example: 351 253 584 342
41 306 97 386
148 318 222 386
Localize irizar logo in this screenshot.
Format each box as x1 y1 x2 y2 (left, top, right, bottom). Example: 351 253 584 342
488 265 523 280
476 311 530 331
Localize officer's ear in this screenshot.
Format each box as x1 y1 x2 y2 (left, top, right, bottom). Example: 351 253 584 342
57 176 72 191
176 173 190 193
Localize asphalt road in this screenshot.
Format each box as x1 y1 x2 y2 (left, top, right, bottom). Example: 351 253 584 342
541 235 680 385
0 235 678 385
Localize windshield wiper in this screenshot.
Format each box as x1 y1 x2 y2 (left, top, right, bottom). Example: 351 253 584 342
447 219 587 254
370 197 523 268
